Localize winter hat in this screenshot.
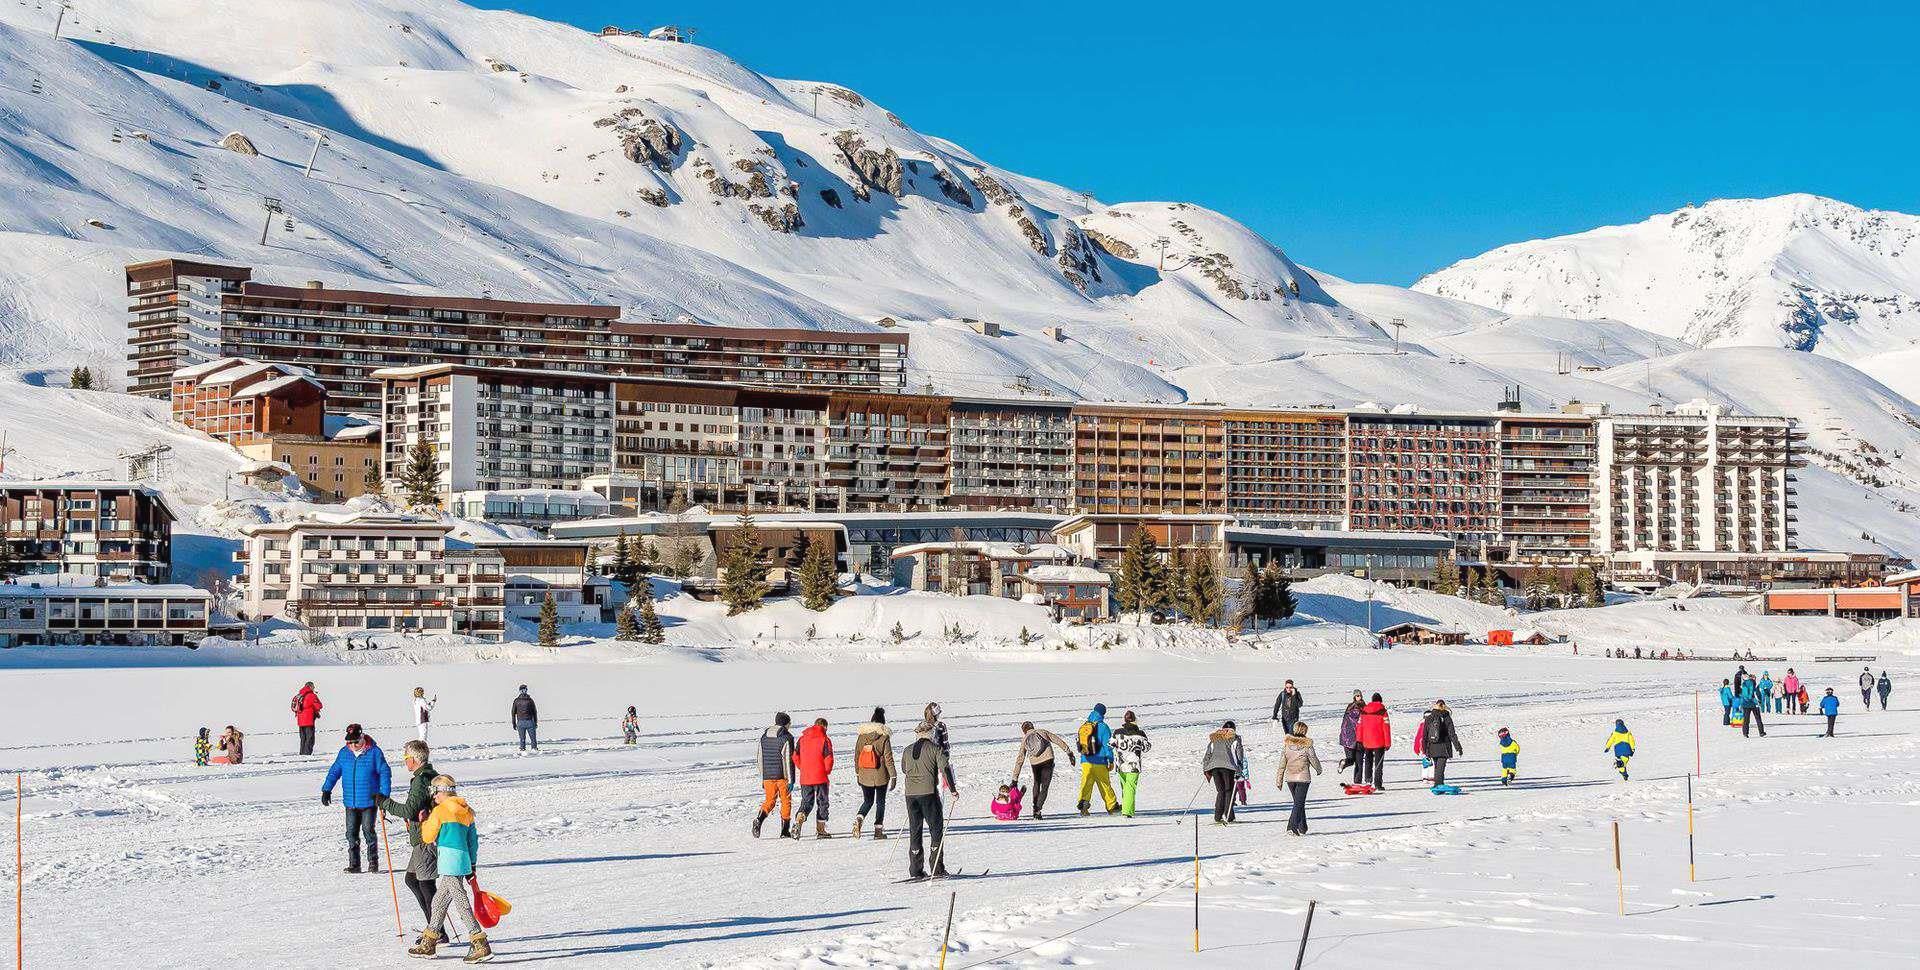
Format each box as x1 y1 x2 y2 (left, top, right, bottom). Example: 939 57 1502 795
344 723 363 742
197 727 209 739
1614 718 1627 731
1093 703 1107 718
1222 719 1236 730
518 685 529 693
871 706 886 724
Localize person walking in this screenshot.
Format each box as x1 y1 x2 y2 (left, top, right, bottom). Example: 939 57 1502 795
1277 722 1323 835
1718 679 1735 726
1011 720 1076 820
1757 672 1775 716
1075 704 1120 816
1740 677 1767 738
1495 727 1520 785
216 725 245 765
1355 694 1392 790
851 708 895 839
510 685 538 753
407 775 494 962
900 721 955 880
1820 688 1841 737
382 740 439 930
1338 692 1365 782
1876 671 1893 711
1604 719 1636 780
1417 700 1463 786
1732 665 1749 696
320 723 392 873
1200 720 1246 824
1111 711 1151 819
412 687 435 744
753 712 797 838
1859 666 1876 710
292 681 323 756
1271 680 1305 736
791 717 835 839
1781 668 1800 713
917 703 960 794
621 706 640 745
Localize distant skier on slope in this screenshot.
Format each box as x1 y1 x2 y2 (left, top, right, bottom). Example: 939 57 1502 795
1010 720 1076 820
1603 719 1636 780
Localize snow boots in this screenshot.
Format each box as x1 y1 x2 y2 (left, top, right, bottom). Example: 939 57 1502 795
779 818 791 838
753 812 766 838
815 819 833 839
850 816 863 838
791 811 808 839
464 932 493 964
872 825 887 840
408 929 442 958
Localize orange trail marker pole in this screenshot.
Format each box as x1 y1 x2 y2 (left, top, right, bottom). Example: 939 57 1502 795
380 814 403 938
1192 815 1201 953
1613 820 1625 916
1686 774 1697 882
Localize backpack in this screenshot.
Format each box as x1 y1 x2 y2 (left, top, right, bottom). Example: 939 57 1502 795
856 735 880 770
1077 721 1098 757
290 691 304 714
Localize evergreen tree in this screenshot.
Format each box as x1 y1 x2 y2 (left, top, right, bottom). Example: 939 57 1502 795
610 532 637 587
1179 549 1224 627
360 462 382 493
1574 565 1601 607
1432 552 1461 596
397 439 442 508
637 593 665 644
633 538 658 577
614 599 641 641
1115 527 1167 620
797 540 837 611
719 513 766 615
1233 562 1262 631
1259 563 1296 625
536 592 560 650
0 536 17 582
1552 567 1575 609
890 620 907 644
69 365 93 391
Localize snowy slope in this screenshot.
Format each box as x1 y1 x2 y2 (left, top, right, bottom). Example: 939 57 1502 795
1415 194 1920 358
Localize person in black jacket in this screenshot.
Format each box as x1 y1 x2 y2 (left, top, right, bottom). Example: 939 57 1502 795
754 713 798 838
1271 680 1304 735
381 740 438 928
511 685 539 753
1419 700 1463 786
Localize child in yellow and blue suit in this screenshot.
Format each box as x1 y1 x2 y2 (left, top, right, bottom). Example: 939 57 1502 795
1495 727 1519 785
1603 719 1635 780
193 727 211 767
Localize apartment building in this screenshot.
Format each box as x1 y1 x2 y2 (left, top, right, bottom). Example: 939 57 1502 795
1224 410 1348 529
169 357 327 444
377 364 615 502
0 577 214 647
611 380 834 511
125 259 253 396
1593 400 1802 554
889 541 1077 597
466 539 611 625
946 399 1076 512
0 482 175 583
1346 411 1500 544
826 391 952 511
125 261 908 408
1073 405 1228 514
447 489 610 527
236 424 382 502
1051 513 1233 563
1497 413 1597 561
233 513 506 639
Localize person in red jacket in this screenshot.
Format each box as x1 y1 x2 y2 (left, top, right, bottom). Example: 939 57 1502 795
292 681 324 756
790 717 836 840
1355 694 1392 790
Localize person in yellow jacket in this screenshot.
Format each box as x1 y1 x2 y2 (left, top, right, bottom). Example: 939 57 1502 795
1495 727 1519 785
1603 719 1636 781
408 776 494 963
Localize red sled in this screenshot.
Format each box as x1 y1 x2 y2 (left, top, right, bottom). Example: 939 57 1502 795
1341 783 1376 795
468 875 512 929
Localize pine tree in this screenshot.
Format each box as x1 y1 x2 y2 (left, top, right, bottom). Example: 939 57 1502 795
69 365 93 391
1552 567 1575 609
1233 562 1262 630
1115 528 1165 621
1260 563 1296 625
1179 549 1224 628
397 439 442 508
1432 552 1461 596
611 532 636 587
719 513 766 616
637 593 665 644
1574 565 1601 607
890 620 907 644
633 539 658 577
614 599 642 641
536 592 560 650
797 540 837 611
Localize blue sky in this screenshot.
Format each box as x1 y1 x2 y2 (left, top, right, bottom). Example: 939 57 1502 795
478 2 1916 285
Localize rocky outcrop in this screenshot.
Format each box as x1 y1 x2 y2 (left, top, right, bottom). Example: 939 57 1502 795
635 187 669 207
832 131 902 201
932 167 974 207
598 107 684 171
1056 223 1104 292
1084 228 1138 260
972 172 1047 255
484 58 517 73
219 131 258 156
820 85 866 108
749 202 803 233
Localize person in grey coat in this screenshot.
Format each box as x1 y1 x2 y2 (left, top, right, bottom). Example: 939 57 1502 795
1200 721 1246 824
900 727 956 879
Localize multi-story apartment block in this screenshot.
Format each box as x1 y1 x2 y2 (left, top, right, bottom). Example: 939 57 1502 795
125 261 908 409
611 381 835 510
0 577 214 647
466 539 612 625
125 259 253 396
1073 405 1228 514
170 357 326 444
236 424 382 503
1594 400 1802 554
233 513 506 639
946 399 1075 512
0 482 175 584
1346 412 1500 544
826 391 952 511
1497 413 1597 561
377 364 615 501
1224 411 1348 529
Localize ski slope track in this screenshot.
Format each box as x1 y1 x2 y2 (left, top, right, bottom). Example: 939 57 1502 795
2 2 1920 552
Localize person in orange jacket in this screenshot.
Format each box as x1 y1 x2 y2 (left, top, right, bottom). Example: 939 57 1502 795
791 717 836 840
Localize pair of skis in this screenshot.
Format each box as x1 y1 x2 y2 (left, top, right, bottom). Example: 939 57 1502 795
894 869 990 884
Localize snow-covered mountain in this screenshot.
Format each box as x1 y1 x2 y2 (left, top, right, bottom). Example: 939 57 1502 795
2 0 1920 554
1415 194 1920 360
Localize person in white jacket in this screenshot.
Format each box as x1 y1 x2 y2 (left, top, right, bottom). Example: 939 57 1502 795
413 687 436 743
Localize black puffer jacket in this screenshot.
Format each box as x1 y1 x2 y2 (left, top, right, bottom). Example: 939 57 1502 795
511 692 538 723
1420 708 1462 759
758 726 796 783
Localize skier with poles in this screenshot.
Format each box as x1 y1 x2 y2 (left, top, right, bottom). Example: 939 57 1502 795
901 719 956 880
382 740 439 933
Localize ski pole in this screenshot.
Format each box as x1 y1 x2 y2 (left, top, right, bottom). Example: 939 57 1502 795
1292 899 1317 970
1612 820 1625 916
380 813 403 938
1686 774 1696 882
1192 814 1200 953
937 890 956 970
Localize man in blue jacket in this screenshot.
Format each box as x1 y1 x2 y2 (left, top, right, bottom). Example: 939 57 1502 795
1075 704 1119 816
1819 688 1841 737
321 723 392 873
1718 679 1734 726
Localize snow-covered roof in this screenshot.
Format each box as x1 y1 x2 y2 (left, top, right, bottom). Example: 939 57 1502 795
329 423 381 442
0 480 164 496
171 357 250 380
202 361 309 386
231 374 324 399
1022 565 1110 584
891 541 1073 560
238 460 294 476
1377 621 1467 635
450 488 607 501
241 510 447 535
0 577 212 599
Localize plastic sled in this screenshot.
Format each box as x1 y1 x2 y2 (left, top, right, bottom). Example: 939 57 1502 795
209 755 230 765
1341 783 1376 795
1430 784 1463 795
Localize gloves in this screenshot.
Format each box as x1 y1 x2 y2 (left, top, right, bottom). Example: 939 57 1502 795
321 790 332 807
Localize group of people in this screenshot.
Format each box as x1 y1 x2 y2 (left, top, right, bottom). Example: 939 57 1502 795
1718 665 1893 739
